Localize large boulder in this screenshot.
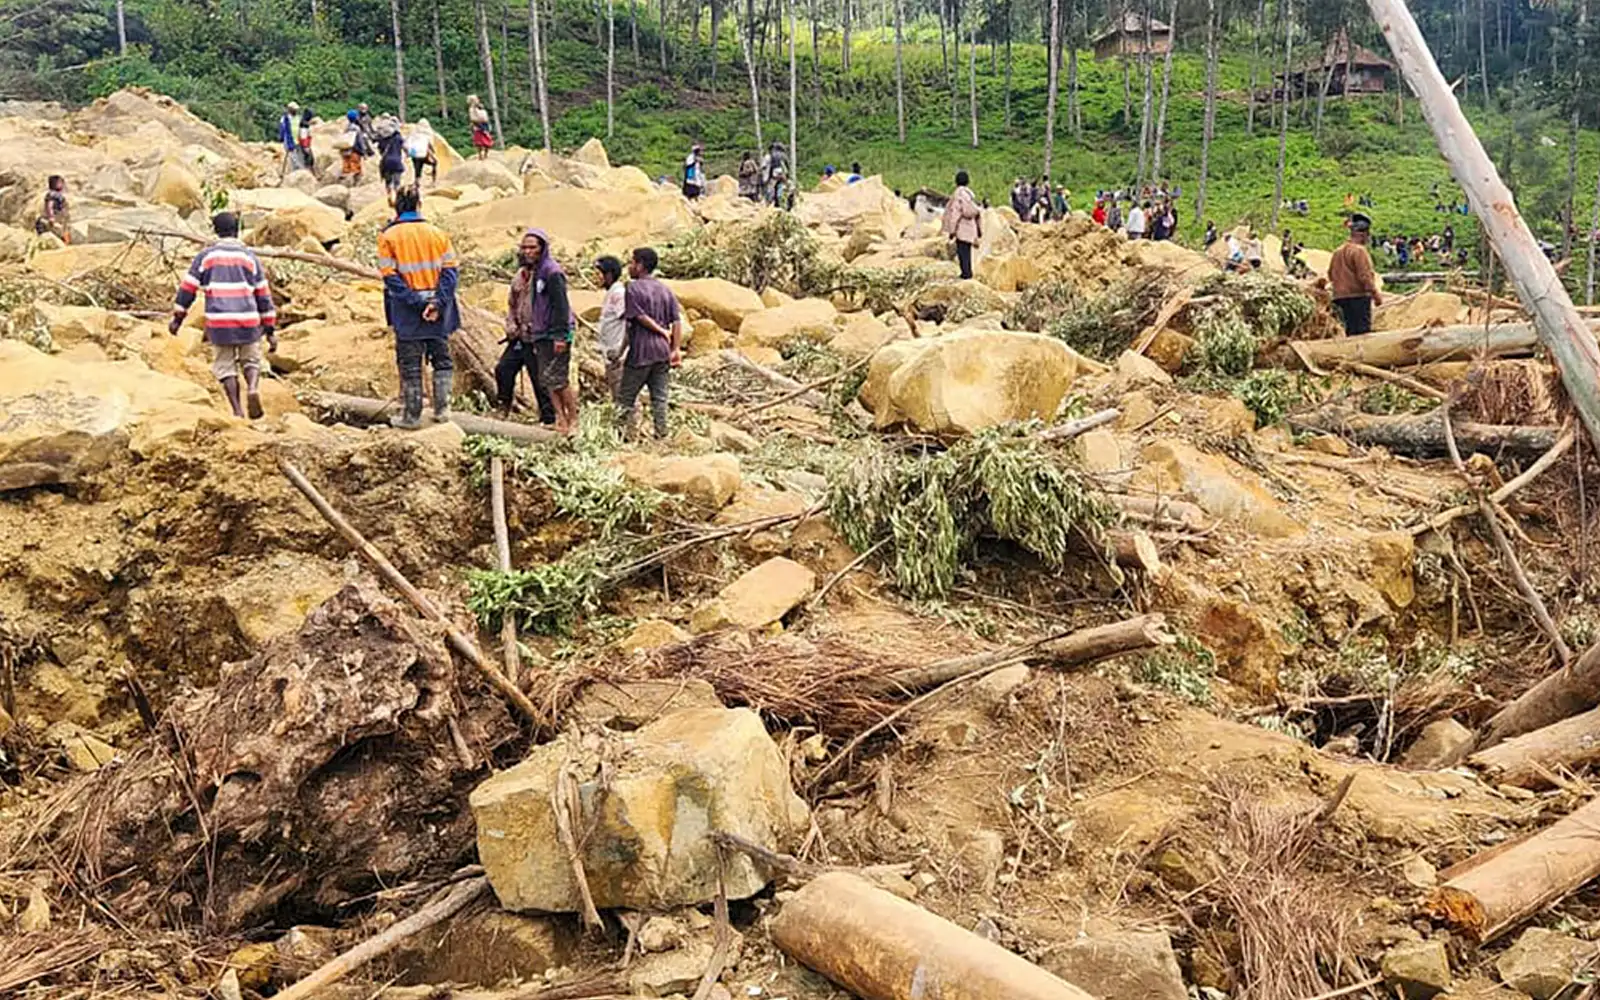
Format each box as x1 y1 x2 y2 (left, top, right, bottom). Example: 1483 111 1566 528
146 159 206 215
829 312 897 358
442 158 522 193
737 297 838 349
859 330 1081 435
573 137 611 168
68 205 196 245
667 278 765 332
618 452 742 508
446 186 695 260
247 203 346 247
228 187 343 229
690 556 818 633
1132 439 1303 538
1041 929 1187 1000
471 707 810 912
0 341 213 491
1374 291 1468 331
794 175 915 238
911 279 1010 323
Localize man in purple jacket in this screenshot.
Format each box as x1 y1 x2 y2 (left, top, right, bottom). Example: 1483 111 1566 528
170 212 278 419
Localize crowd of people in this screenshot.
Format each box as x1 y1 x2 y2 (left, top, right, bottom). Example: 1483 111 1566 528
679 140 840 210
277 100 441 194
168 185 684 441
1375 225 1467 269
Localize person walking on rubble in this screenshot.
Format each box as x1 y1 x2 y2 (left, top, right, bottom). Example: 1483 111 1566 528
37 175 69 243
1329 212 1384 336
297 107 316 172
468 95 494 159
499 229 579 435
169 212 277 421
943 170 982 281
377 186 460 429
278 101 300 176
595 254 628 404
339 110 373 186
406 119 440 185
615 246 682 441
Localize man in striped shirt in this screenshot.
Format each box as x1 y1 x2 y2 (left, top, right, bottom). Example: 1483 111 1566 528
169 212 277 420
377 186 459 429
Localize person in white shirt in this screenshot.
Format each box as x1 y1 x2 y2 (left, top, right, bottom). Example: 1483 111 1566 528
682 143 705 199
1126 200 1148 240
594 255 628 403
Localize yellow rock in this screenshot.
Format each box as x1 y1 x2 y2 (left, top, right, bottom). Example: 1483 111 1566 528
690 557 818 633
618 452 742 508
861 330 1081 435
737 298 839 349
829 312 897 358
685 318 725 357
46 721 119 771
147 159 206 214
573 137 612 168
668 277 765 331
1075 428 1123 475
1374 291 1468 332
1304 433 1351 456
977 254 1042 293
1367 531 1416 608
442 158 521 192
1134 439 1301 537
1202 397 1257 438
1145 327 1194 373
18 886 50 932
226 943 277 992
739 345 784 368
795 176 915 238
760 287 794 308
615 619 692 654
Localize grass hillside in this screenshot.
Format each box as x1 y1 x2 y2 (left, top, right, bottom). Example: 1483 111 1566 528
87 7 1600 261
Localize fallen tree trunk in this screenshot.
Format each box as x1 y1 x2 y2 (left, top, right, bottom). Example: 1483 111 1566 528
456 305 540 413
1379 270 1480 283
1425 797 1600 942
1469 704 1600 788
301 390 558 444
1288 407 1561 459
771 872 1096 1000
1482 641 1600 746
1280 322 1546 369
1106 493 1210 532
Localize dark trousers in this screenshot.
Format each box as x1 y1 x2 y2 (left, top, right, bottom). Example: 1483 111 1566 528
1334 296 1373 336
955 240 974 280
493 340 556 423
617 362 671 439
395 337 452 383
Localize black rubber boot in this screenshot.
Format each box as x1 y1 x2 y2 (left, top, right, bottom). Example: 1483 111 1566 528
220 376 244 417
431 371 452 421
245 368 264 420
390 377 423 429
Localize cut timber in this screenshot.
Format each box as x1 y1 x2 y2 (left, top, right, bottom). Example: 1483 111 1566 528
1483 641 1600 745
1365 0 1600 454
1281 322 1550 369
1110 529 1163 574
1107 493 1210 532
302 390 558 444
1469 705 1600 788
1425 797 1600 942
1289 407 1560 459
273 877 489 1000
771 872 1096 1000
1040 407 1121 441
458 305 540 413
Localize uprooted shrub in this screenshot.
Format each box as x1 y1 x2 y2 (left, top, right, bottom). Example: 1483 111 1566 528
828 427 1115 599
1040 277 1171 363
1190 269 1318 376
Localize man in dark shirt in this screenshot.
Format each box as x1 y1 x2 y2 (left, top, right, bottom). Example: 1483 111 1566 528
616 246 682 440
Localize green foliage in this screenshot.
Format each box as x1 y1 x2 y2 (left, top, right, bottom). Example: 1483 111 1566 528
1191 270 1317 376
1044 278 1166 363
829 427 1114 599
465 547 610 636
1133 633 1218 705
1359 382 1435 415
1227 369 1310 427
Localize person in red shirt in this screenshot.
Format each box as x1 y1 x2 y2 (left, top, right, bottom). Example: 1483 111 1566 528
1092 199 1107 227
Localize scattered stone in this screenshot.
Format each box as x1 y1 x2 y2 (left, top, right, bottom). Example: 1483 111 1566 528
1134 439 1301 537
18 885 51 932
146 159 205 214
1144 327 1194 372
217 968 243 1000
1381 940 1452 999
472 707 810 912
860 329 1082 435
1075 428 1123 475
569 677 724 731
385 909 576 987
615 619 692 654
668 278 766 331
1367 530 1417 609
685 318 726 357
829 311 897 357
973 664 1031 705
1040 929 1188 1000
690 556 818 633
618 452 742 508
628 930 741 997
636 914 686 953
1117 390 1161 430
1496 927 1600 999
1401 855 1438 889
273 925 339 979
1304 433 1352 456
738 298 840 348
442 158 522 192
1399 718 1475 770
760 286 794 308
709 420 759 454
226 942 277 992
45 721 118 771
1114 349 1173 389
1201 396 1257 438
910 279 1009 323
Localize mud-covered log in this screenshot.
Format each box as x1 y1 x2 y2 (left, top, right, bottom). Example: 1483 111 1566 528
1469 705 1600 788
1288 407 1561 459
1106 493 1210 531
771 872 1096 1000
873 615 1173 693
301 390 558 444
1426 797 1600 942
1281 322 1545 369
1483 642 1600 746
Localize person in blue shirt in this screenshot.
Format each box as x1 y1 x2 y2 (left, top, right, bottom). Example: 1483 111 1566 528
278 101 300 176
847 162 863 184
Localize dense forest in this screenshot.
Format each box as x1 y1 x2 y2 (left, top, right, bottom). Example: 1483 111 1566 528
4 0 1600 257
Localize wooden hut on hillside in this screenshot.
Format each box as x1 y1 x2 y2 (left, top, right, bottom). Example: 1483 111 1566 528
1279 31 1395 96
1091 12 1172 60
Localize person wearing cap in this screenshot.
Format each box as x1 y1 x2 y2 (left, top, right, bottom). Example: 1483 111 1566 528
1329 213 1384 335
278 101 300 176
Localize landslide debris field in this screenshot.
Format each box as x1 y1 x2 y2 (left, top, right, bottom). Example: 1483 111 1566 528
4 90 1600 1000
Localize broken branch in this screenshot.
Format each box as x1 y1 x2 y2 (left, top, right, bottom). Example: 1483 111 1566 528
301 390 559 444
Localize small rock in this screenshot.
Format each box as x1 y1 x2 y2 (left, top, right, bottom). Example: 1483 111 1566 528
18 885 51 932
629 929 742 997
1304 433 1352 456
273 925 339 979
689 557 818 634
1400 855 1438 889
957 828 1007 894
1381 940 1451 999
614 619 692 654
226 942 277 992
1496 927 1600 999
1075 428 1124 475
709 421 759 454
1149 848 1203 892
1041 929 1187 1000
973 664 1031 706
1202 396 1258 438
909 871 938 893
1399 718 1475 770
45 721 118 771
1118 392 1159 431
619 453 743 509
217 968 243 1000
1114 349 1174 389
637 914 686 953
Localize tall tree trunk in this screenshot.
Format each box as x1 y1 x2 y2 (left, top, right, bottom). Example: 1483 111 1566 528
1067 0 1081 138
1247 0 1265 134
1478 0 1490 106
949 0 960 128
711 0 724 83
433 0 449 119
1198 0 1217 224
311 0 319 28
843 0 853 74
1120 1 1133 126
1271 0 1293 230
632 0 641 65
116 0 127 55
1151 0 1176 181
895 0 906 141
392 0 409 121
1314 30 1338 138
1566 0 1586 260
968 5 979 147
938 0 950 89
1044 0 1060 174
789 0 797 171
1004 0 1014 127
1588 164 1599 305
660 0 671 69
738 5 764 145
1135 0 1154 188
529 0 552 151
500 0 512 117
476 0 505 144
810 0 822 125
607 0 617 136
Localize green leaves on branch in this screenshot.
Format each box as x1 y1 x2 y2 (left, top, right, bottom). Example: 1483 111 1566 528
466 548 612 637
828 427 1114 600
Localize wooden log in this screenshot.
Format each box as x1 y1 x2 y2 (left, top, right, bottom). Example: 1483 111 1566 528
1040 407 1121 442
272 877 489 1000
301 390 558 444
1378 270 1480 283
1280 322 1549 369
1109 529 1163 575
1365 0 1600 456
489 455 522 687
1288 407 1560 459
771 872 1096 1000
720 349 827 408
1425 797 1600 942
1469 705 1600 788
1106 493 1210 532
140 227 384 280
1482 641 1600 746
278 458 543 727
